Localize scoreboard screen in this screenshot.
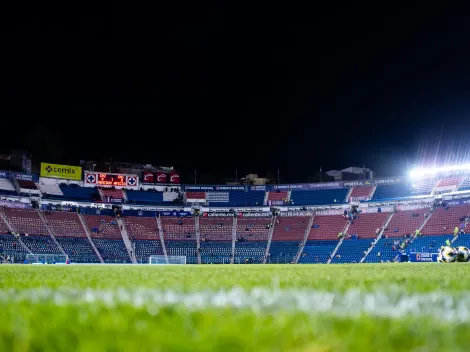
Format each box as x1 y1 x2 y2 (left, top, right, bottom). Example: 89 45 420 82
97 173 127 186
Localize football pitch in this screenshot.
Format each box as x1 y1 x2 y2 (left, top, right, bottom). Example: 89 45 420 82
1 263 470 351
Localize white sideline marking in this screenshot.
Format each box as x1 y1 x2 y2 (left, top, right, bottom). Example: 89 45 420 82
0 287 469 322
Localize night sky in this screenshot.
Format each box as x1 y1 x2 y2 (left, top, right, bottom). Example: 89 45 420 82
2 3 470 183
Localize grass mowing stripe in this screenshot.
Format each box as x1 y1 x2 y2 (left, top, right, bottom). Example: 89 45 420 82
1 287 469 322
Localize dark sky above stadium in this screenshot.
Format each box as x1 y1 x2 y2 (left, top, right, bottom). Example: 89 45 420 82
2 3 470 183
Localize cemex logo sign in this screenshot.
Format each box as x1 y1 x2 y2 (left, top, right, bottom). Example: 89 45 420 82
40 162 82 181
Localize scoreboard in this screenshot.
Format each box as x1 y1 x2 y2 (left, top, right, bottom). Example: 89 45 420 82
97 173 126 186
84 172 138 188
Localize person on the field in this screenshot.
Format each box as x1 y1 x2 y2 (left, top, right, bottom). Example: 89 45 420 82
454 226 459 236
445 239 451 246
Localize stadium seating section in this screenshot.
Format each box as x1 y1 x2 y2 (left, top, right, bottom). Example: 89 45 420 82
290 188 349 205
126 190 164 204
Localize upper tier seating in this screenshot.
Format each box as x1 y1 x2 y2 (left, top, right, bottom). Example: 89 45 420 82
83 215 122 239
410 179 436 196
267 191 288 204
3 208 47 235
55 236 100 263
309 215 348 240
436 177 461 188
38 183 63 197
236 217 271 241
124 217 159 240
349 186 374 201
421 204 470 235
290 188 349 205
372 183 412 200
458 177 470 192
60 184 99 201
0 178 16 195
186 192 206 201
17 180 37 189
347 212 390 238
298 240 337 264
101 188 124 201
43 211 86 237
199 216 233 241
161 217 195 240
21 234 62 254
383 208 429 238
206 191 265 206
126 190 164 204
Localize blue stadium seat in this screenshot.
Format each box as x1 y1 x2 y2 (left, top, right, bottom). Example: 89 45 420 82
372 183 412 201
331 238 371 263
21 234 62 254
200 241 232 264
134 239 164 263
55 236 100 263
268 241 300 263
60 185 98 201
165 240 197 264
207 190 265 206
298 240 337 264
92 238 131 263
290 188 348 206
234 241 266 264
0 233 28 262
126 190 165 204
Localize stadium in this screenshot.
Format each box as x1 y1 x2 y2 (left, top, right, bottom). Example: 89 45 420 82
4 4 470 351
1 160 470 350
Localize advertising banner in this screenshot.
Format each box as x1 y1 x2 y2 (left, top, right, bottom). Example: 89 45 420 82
156 172 167 183
169 171 180 184
279 211 313 217
0 170 9 179
159 211 192 217
272 182 343 191
408 252 438 262
11 172 38 182
0 200 31 209
142 172 154 183
40 162 82 181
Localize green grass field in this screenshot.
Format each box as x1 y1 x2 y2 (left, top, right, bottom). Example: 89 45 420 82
1 263 470 351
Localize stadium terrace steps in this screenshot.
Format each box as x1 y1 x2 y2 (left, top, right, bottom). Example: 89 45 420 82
0 178 16 192
116 218 137 263
156 216 169 262
263 216 277 263
326 221 350 264
348 186 374 202
36 209 67 257
194 216 201 264
230 216 237 264
360 211 395 263
294 213 315 263
77 213 104 263
267 191 288 205
38 183 63 197
269 216 310 263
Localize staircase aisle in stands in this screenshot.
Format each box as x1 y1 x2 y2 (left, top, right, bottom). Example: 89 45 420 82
156 216 169 263
263 215 277 263
194 215 201 264
0 208 32 255
117 218 137 263
36 209 67 257
230 216 237 264
360 211 395 263
77 213 104 263
326 221 350 264
294 213 315 263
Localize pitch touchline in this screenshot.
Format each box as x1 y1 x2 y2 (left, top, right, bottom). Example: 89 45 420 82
0 287 469 322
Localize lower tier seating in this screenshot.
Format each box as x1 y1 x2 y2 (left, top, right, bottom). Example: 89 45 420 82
0 233 28 262
134 239 164 263
20 234 62 254
200 241 232 264
234 241 266 264
268 241 300 263
298 240 338 264
165 240 197 264
331 239 371 263
92 238 131 263
55 236 100 263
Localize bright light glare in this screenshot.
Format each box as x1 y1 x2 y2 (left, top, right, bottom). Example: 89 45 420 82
409 164 470 179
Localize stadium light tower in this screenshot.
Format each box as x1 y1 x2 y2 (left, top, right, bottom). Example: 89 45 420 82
409 163 470 179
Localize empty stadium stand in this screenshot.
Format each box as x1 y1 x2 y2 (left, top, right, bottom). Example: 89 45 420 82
459 177 470 192
383 208 429 238
299 240 338 263
267 191 288 205
3 208 48 235
421 204 470 235
60 184 99 201
101 188 124 202
126 190 164 204
331 238 372 263
0 233 28 262
0 178 16 195
372 183 411 200
269 216 310 263
346 212 390 238
235 216 271 263
349 186 374 201
55 236 100 263
290 188 349 205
